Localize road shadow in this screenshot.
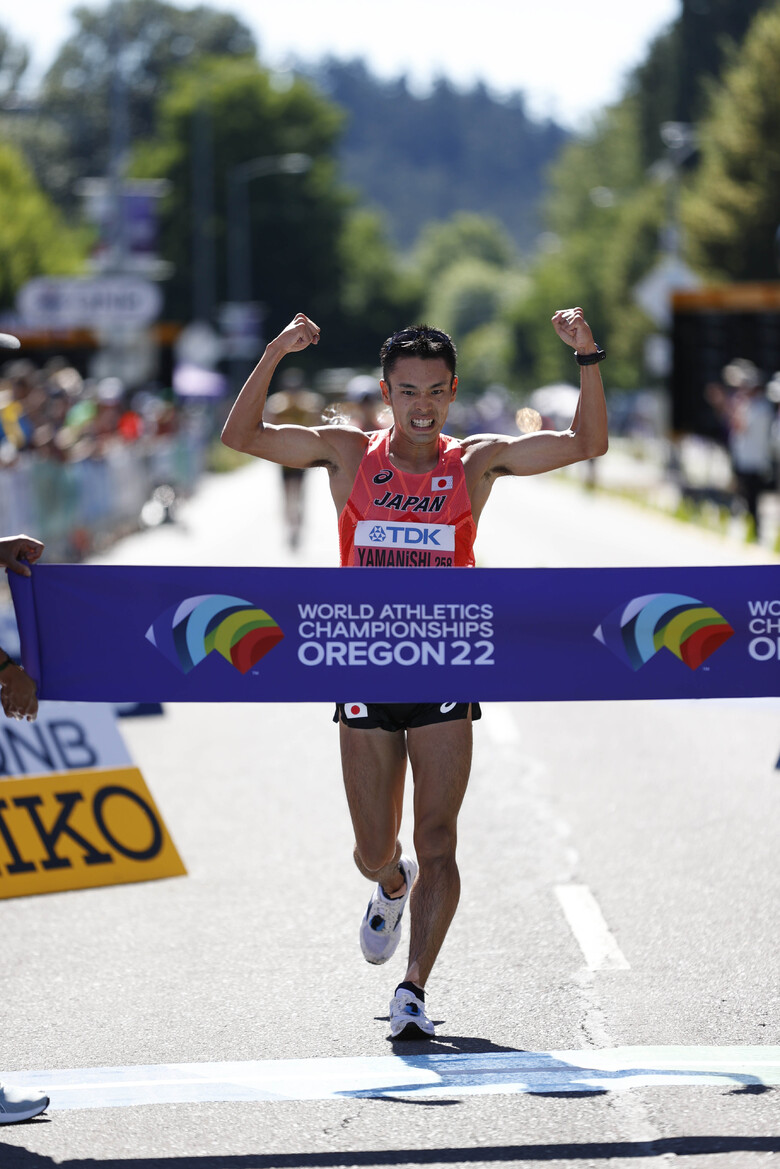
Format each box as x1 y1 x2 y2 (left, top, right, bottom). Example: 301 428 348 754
340 1049 774 1102
365 1042 610 1104
2 1135 780 1167
378 1031 525 1056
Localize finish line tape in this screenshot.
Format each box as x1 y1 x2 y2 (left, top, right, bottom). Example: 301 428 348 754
10 564 780 703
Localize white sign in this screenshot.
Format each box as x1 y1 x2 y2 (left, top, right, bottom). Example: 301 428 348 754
633 257 700 328
644 333 673 378
0 702 131 777
18 277 162 329
175 320 223 369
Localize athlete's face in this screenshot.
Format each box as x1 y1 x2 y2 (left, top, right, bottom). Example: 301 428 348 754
381 357 457 443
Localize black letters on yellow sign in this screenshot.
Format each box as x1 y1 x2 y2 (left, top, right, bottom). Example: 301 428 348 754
0 767 186 898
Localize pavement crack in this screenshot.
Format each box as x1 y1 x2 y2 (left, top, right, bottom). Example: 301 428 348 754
571 968 666 1150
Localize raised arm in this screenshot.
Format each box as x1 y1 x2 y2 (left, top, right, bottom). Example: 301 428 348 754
222 313 356 472
467 307 608 481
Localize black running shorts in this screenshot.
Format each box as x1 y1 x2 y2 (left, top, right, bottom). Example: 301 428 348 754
333 702 482 732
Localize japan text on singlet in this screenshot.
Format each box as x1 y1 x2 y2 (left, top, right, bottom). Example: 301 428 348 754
338 429 477 568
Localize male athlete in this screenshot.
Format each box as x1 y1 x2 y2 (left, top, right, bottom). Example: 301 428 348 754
222 308 608 1039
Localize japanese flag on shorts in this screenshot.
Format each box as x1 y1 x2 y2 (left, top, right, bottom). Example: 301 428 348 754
431 475 453 491
345 702 368 719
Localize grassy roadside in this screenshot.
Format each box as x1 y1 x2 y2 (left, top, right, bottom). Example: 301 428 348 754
555 440 780 555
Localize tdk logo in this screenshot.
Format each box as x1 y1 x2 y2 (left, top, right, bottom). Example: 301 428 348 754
354 520 456 551
380 526 442 545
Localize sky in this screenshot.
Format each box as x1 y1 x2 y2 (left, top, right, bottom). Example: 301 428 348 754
2 0 681 128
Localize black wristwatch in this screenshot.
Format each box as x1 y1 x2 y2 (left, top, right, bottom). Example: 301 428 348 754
574 346 606 366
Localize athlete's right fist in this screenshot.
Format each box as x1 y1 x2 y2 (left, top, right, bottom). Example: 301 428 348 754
275 313 321 355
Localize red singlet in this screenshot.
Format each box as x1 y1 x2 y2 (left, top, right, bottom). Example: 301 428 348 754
338 429 477 568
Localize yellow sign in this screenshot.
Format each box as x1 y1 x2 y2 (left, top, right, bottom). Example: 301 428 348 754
0 766 186 898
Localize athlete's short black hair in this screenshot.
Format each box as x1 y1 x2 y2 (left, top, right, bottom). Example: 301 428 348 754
380 325 457 381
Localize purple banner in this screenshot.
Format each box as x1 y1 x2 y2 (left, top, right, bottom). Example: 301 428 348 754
9 564 780 703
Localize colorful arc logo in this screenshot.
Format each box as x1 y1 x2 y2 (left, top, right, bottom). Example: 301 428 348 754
146 594 284 675
593 592 734 671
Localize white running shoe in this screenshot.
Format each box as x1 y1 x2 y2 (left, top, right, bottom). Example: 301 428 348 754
0 1082 49 1124
389 986 435 1039
359 855 418 965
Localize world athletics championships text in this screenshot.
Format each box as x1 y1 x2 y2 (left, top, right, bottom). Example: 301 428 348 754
295 601 496 667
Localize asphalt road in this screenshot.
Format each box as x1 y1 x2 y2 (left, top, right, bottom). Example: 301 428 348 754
2 456 780 1167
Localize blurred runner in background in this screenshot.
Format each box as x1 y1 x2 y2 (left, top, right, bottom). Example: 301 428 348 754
265 368 324 551
343 374 390 433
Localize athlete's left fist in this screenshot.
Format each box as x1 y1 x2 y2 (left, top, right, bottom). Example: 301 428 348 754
551 307 595 352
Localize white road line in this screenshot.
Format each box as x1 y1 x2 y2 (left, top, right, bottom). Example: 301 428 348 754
11 1048 780 1111
555 883 631 971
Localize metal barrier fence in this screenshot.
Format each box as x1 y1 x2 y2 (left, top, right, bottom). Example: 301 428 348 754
0 434 207 559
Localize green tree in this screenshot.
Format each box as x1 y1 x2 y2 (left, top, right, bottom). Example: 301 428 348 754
0 25 29 102
457 321 516 393
408 215 528 392
0 22 74 205
511 0 780 391
544 98 644 240
0 141 87 308
425 258 521 338
413 213 516 285
684 2 780 280
310 60 568 251
38 0 256 200
507 249 595 391
131 56 351 344
509 97 660 389
335 208 422 366
630 0 775 169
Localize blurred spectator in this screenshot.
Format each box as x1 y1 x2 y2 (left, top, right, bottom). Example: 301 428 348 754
707 359 774 539
0 350 208 559
0 355 190 465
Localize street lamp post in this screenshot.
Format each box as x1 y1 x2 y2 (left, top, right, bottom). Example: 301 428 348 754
657 122 697 264
226 153 311 307
224 153 311 388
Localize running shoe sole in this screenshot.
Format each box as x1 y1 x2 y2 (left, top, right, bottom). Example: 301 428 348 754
360 855 418 965
391 1019 431 1040
0 1093 49 1123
